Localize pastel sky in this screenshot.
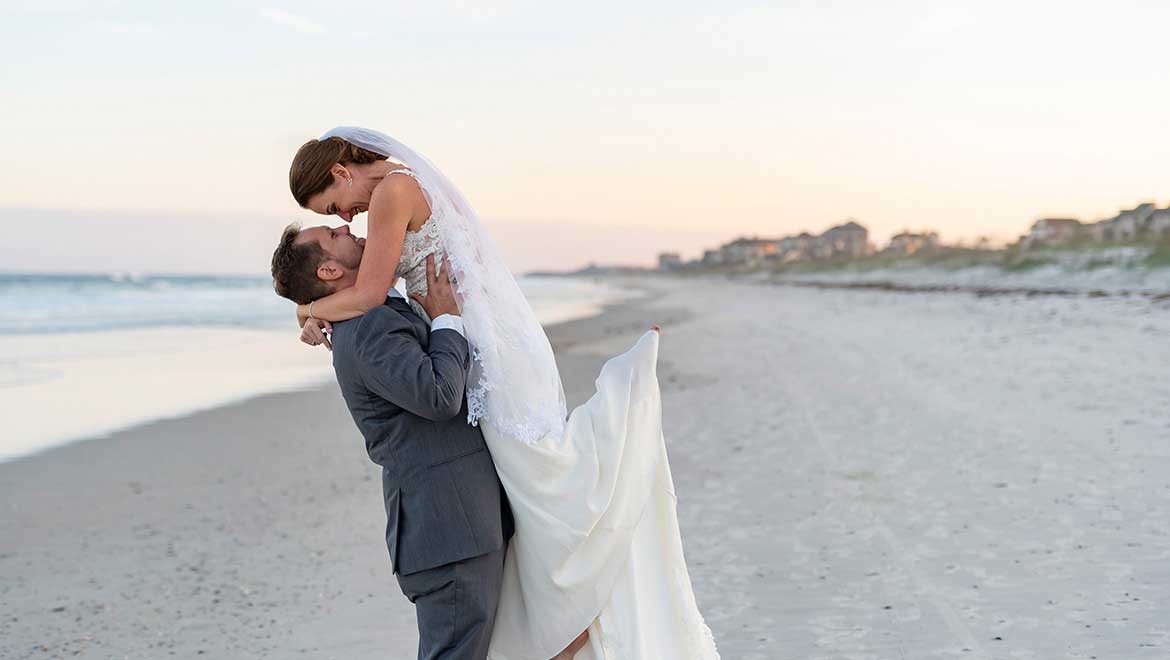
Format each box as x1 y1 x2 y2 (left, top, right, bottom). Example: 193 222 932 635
2 1 1168 274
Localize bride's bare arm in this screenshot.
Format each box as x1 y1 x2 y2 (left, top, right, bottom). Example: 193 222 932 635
296 174 427 325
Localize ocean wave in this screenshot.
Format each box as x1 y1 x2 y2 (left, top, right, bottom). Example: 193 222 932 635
0 272 289 334
0 272 626 335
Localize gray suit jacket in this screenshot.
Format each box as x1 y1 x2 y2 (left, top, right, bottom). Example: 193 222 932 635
330 297 513 576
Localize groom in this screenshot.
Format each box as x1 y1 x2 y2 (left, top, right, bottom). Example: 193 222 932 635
270 223 513 660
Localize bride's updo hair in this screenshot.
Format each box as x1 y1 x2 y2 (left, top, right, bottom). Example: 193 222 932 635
289 137 387 207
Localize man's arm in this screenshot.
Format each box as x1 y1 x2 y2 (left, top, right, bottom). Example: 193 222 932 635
354 306 469 421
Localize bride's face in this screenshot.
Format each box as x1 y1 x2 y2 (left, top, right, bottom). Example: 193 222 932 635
306 164 371 223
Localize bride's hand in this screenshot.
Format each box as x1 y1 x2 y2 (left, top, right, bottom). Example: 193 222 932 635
301 318 333 350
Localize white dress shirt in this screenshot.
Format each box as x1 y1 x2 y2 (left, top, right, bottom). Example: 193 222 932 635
387 287 465 337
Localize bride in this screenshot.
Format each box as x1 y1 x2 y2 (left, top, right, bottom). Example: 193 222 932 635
288 127 719 660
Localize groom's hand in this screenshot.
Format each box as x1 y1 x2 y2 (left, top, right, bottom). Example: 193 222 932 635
410 254 460 320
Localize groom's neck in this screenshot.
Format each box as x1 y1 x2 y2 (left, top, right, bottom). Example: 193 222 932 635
330 274 359 294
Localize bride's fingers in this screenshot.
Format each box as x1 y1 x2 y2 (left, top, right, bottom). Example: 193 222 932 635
300 326 317 345
302 323 329 348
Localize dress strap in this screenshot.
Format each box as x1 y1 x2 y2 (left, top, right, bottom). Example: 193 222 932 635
384 168 418 180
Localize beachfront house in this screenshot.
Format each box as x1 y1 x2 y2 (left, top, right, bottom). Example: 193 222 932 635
720 237 780 265
1149 208 1170 238
1086 218 1116 242
886 231 940 255
701 249 724 266
1114 203 1156 241
1085 203 1159 242
693 221 872 269
1021 218 1082 248
778 232 817 261
820 220 871 258
658 252 683 271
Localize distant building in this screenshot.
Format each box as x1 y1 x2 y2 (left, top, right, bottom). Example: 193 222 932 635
1085 218 1115 242
1021 218 1082 248
886 231 940 255
1083 203 1160 243
720 237 779 265
657 252 683 271
820 220 870 258
1149 208 1170 238
682 199 1167 274
1114 203 1156 241
778 232 817 261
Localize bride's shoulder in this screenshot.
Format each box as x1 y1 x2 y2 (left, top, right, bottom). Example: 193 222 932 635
370 168 429 218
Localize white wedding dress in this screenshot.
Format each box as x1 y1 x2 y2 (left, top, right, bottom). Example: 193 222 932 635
388 167 720 660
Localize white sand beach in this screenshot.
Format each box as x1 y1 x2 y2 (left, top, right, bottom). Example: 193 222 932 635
3 276 1168 659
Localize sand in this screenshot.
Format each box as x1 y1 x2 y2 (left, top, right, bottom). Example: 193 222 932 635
3 276 1168 659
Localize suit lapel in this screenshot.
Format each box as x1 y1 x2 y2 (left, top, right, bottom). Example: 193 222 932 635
385 296 413 312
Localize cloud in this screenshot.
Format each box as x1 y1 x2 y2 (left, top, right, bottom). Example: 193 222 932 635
258 8 324 34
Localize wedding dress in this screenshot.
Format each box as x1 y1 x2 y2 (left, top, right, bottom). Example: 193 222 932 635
329 128 719 660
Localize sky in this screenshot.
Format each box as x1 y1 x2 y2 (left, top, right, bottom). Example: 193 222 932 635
1 0 1168 274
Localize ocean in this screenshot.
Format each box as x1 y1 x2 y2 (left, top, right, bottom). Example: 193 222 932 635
0 272 630 462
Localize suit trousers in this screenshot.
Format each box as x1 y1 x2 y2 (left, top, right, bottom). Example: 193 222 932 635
395 544 507 660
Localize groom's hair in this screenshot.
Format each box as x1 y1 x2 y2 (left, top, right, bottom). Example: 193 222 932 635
271 223 332 305
289 137 386 208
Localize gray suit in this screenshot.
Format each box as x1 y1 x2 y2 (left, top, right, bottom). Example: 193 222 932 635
330 296 513 660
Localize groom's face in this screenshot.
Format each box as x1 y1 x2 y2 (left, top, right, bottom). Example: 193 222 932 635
296 224 365 285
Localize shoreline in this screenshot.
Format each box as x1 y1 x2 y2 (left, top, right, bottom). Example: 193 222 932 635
0 297 645 468
0 276 638 466
0 325 338 465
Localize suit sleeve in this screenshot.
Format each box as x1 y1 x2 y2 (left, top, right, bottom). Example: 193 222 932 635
354 306 470 421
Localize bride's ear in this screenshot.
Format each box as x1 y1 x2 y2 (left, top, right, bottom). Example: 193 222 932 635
330 163 350 184
317 261 344 281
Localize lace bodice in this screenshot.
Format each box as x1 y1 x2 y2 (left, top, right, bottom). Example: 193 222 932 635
377 156 564 445
387 168 445 321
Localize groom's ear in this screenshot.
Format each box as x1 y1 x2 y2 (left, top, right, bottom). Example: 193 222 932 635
316 260 345 282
